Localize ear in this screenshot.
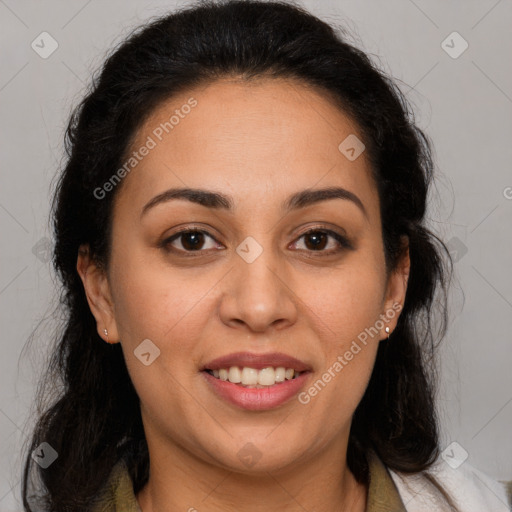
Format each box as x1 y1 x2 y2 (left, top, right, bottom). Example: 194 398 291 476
380 236 410 339
76 244 120 343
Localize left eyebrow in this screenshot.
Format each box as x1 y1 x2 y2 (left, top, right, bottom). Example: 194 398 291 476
284 186 368 219
140 186 368 220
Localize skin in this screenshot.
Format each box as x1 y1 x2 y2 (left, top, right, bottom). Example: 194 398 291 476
77 77 410 512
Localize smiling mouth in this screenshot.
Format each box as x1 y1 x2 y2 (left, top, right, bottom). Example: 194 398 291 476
204 366 305 388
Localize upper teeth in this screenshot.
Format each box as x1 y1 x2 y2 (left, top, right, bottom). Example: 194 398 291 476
210 366 300 386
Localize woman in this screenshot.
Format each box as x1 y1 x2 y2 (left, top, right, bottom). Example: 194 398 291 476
22 1 511 511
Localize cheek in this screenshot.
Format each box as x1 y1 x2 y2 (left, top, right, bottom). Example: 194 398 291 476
109 256 217 417
109 240 214 344
295 253 385 406
301 255 386 341
298 282 382 439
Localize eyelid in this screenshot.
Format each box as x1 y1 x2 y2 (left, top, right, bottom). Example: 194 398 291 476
159 226 220 253
291 226 354 253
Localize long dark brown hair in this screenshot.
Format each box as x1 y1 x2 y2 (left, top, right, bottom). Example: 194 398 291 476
22 1 453 510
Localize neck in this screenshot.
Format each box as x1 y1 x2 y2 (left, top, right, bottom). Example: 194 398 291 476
136 437 367 512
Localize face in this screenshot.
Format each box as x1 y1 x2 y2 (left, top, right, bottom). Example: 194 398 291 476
79 77 409 475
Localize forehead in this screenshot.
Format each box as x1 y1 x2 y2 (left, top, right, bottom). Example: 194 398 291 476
116 76 378 217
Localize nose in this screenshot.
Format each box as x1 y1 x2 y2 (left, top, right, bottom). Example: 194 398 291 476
218 241 299 334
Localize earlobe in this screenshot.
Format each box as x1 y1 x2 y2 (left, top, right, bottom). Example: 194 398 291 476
76 244 120 343
381 236 410 339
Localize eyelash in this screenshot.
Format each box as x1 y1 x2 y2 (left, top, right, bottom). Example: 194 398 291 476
160 225 353 257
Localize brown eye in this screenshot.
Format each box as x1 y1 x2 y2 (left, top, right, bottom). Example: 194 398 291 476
162 229 220 253
292 228 353 255
303 231 328 251
179 231 206 251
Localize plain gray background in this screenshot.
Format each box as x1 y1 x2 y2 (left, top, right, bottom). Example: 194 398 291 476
1 0 511 509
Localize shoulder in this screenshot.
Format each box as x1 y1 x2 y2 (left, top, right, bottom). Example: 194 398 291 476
388 457 512 512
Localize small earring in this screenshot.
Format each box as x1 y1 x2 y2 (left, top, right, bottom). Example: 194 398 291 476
104 328 109 343
385 326 390 339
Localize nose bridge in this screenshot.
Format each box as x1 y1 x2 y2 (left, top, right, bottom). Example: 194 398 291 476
235 232 282 298
220 232 297 331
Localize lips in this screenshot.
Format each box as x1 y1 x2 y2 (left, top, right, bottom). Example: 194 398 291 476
202 370 311 410
201 351 312 372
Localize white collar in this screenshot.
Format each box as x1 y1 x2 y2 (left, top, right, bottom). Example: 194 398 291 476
389 457 511 512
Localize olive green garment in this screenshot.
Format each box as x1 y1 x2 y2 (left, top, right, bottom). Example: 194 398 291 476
91 449 407 512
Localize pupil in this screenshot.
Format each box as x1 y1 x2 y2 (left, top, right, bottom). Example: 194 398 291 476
183 232 203 250
306 232 326 250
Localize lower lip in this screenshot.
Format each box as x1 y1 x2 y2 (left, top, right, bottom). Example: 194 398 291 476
202 371 311 411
